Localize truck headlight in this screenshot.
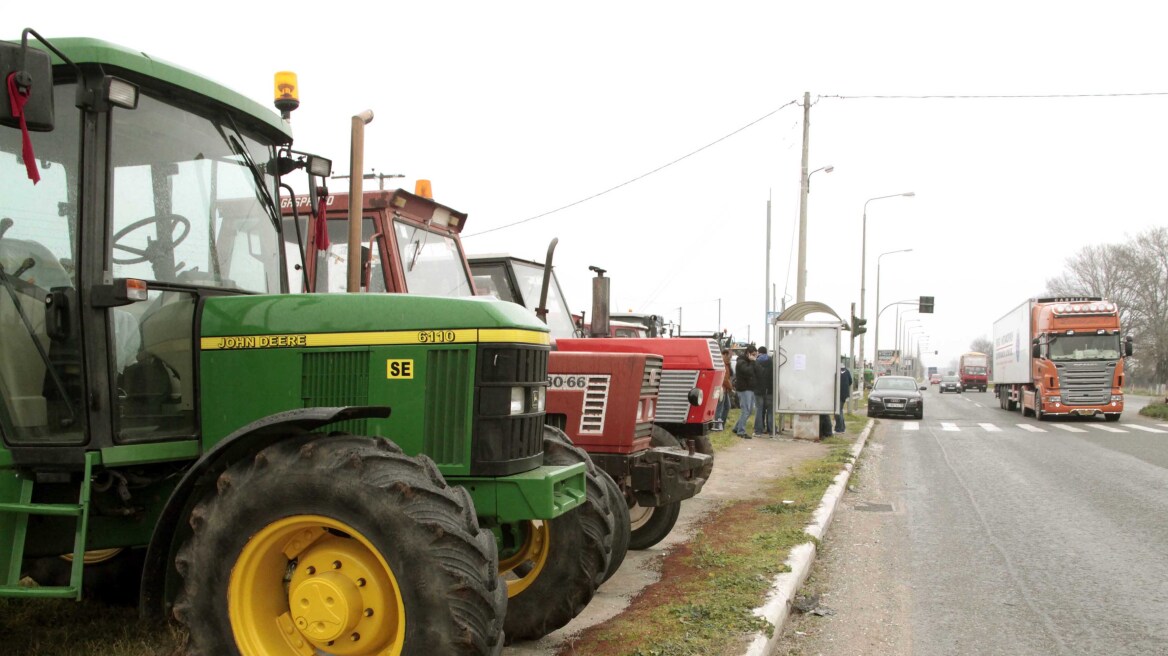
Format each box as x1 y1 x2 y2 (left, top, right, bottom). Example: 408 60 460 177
1111 394 1123 402
1047 396 1060 404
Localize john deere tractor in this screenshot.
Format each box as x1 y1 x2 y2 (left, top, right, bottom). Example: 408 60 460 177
0 30 614 654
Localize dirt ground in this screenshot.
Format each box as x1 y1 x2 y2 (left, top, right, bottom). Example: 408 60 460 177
506 433 830 656
772 424 913 656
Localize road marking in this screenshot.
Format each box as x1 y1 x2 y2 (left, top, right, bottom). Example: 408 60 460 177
903 422 920 431
973 403 984 408
1126 424 1167 433
1051 424 1087 433
978 423 1001 432
941 422 959 432
1017 424 1046 432
1158 423 1168 429
1089 424 1127 433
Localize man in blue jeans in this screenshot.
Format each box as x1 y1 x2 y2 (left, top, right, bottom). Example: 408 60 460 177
733 345 760 438
836 364 853 433
753 346 774 436
714 348 733 431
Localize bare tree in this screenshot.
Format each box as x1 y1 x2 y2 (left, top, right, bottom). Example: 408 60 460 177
969 336 993 355
1046 227 1168 386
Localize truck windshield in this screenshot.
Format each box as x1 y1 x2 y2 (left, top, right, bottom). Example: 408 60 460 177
964 367 987 375
1048 334 1121 361
393 219 473 297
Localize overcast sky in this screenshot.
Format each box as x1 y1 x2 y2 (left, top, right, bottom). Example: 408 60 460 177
16 1 1168 370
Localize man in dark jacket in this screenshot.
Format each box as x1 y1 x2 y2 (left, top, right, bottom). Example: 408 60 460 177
732 345 759 438
836 364 853 433
753 346 774 436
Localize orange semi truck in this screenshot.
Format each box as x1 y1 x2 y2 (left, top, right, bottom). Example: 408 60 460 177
991 297 1133 421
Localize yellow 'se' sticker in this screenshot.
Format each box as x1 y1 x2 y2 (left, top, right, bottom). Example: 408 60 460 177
387 359 414 379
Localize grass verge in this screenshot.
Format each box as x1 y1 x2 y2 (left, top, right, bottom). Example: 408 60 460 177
1139 402 1168 420
557 433 859 656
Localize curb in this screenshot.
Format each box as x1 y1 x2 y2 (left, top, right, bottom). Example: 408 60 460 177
742 419 876 656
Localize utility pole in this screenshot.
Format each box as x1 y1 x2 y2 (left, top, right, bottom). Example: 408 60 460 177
717 298 721 337
796 91 811 303
765 194 772 350
849 301 857 412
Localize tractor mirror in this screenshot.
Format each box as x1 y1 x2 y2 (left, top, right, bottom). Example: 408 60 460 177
0 40 55 132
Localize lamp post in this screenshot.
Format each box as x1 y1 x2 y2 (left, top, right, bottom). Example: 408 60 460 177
795 165 834 303
874 248 912 375
858 192 914 377
900 322 922 374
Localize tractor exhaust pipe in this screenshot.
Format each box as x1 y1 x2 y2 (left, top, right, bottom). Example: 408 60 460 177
535 238 558 323
589 265 610 338
346 109 374 293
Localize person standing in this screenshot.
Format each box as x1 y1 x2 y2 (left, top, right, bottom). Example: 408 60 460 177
733 345 759 438
753 346 774 436
714 348 733 431
836 363 853 433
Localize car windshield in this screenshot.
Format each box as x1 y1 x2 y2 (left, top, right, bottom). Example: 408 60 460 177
874 378 917 391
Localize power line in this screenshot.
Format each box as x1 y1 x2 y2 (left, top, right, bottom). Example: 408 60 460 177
822 91 1168 100
464 99 801 238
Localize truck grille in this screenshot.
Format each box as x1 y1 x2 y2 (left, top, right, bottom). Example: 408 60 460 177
1056 361 1115 405
657 369 699 423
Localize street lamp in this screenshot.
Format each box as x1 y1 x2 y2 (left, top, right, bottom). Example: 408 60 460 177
874 248 912 375
900 322 922 373
858 192 914 376
795 165 835 303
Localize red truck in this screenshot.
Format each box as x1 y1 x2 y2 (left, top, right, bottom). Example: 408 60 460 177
991 297 1133 421
958 352 989 392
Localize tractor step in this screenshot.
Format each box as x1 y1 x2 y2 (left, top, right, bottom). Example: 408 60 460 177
0 452 96 600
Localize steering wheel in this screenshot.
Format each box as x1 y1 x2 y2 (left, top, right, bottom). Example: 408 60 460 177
112 214 192 265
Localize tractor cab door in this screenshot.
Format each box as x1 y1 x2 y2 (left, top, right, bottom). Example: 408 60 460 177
0 83 87 448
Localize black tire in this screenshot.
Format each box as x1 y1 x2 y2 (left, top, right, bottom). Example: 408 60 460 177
500 426 615 642
1105 413 1121 422
1035 401 1045 421
650 425 714 482
627 500 682 550
914 408 923 420
597 469 630 584
174 434 504 656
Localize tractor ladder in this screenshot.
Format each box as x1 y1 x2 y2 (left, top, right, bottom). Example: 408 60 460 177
0 451 96 599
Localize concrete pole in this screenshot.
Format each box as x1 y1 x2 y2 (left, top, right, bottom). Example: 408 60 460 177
796 91 811 303
765 196 772 350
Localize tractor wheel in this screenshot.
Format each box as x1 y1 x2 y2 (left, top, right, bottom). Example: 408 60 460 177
626 500 682 551
174 434 505 656
651 424 714 481
597 469 631 584
499 426 615 642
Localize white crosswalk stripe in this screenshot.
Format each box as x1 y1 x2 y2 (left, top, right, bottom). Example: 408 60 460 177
1052 424 1087 433
1017 424 1046 432
941 422 959 432
978 423 1001 432
904 422 920 431
1158 423 1168 429
1126 424 1167 433
1089 424 1127 433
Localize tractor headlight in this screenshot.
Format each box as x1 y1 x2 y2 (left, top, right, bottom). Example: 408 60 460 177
510 387 526 414
535 386 547 413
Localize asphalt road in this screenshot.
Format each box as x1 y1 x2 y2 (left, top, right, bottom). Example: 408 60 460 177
783 389 1168 656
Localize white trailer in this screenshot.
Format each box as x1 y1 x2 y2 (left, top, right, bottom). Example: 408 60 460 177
991 300 1032 386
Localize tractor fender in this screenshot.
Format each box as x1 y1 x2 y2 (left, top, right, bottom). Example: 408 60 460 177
138 405 391 619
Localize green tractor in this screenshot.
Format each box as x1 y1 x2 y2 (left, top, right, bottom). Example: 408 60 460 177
0 30 615 653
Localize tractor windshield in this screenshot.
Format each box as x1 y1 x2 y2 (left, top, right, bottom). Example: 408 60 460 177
393 219 473 297
509 261 577 340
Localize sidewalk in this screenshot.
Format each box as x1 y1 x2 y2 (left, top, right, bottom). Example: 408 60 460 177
505 433 833 655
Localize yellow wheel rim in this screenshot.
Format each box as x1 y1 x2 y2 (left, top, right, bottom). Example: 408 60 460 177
228 515 405 656
498 520 551 598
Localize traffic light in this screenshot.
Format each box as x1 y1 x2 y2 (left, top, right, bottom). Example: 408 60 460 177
919 295 935 313
851 313 867 336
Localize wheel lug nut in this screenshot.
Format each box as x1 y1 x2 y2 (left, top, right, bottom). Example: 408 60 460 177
305 566 316 575
332 560 342 569
351 633 361 642
364 608 374 617
357 577 366 587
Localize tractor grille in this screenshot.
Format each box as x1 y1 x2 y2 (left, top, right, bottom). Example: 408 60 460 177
423 349 471 466
642 356 664 395
704 339 721 367
472 344 548 475
301 350 370 435
578 375 612 434
657 369 699 423
1055 361 1115 405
